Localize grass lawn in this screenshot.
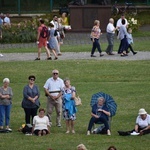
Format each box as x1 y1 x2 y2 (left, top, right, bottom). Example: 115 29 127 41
0 59 150 150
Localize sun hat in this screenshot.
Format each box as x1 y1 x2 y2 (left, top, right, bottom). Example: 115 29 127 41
138 108 147 115
3 78 10 83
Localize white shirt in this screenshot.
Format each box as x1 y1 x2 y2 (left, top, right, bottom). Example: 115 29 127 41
4 17 10 24
43 77 64 96
33 115 50 130
116 18 128 28
136 114 150 128
50 20 58 30
106 23 115 34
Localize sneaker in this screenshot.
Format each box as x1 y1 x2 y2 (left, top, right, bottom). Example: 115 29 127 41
72 130 75 134
6 128 12 132
0 53 4 57
133 52 137 55
87 130 90 135
107 130 111 136
54 57 58 60
100 54 104 57
58 53 62 56
91 55 96 57
47 57 52 60
35 57 40 60
66 130 70 134
57 124 61 127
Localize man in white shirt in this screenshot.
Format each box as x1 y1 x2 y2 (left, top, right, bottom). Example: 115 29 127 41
44 69 64 127
4 13 11 26
106 18 117 55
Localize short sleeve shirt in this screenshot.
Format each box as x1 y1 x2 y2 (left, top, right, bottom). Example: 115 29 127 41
136 114 150 128
43 77 64 96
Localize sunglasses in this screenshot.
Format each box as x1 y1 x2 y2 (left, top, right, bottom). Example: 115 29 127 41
53 73 58 75
30 78 35 81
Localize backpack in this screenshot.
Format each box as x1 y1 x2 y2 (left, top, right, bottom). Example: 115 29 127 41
40 26 48 38
22 124 32 134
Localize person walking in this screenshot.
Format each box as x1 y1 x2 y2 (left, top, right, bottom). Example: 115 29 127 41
106 18 117 55
44 69 64 127
0 78 13 131
35 19 51 60
90 20 104 57
126 28 137 55
116 14 129 54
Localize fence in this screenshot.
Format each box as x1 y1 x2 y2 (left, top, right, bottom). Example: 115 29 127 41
0 0 149 15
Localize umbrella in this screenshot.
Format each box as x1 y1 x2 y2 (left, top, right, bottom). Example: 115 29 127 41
90 92 117 117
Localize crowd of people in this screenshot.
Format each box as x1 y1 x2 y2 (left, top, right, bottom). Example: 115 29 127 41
0 12 138 59
35 13 70 60
90 14 137 57
0 69 150 137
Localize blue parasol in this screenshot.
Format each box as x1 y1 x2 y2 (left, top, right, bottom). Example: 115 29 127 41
90 92 117 117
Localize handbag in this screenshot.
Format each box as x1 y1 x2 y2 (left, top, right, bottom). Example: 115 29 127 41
74 92 82 106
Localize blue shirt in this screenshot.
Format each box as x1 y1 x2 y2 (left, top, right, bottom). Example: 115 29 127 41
92 104 109 121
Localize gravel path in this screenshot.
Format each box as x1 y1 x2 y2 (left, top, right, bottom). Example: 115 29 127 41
0 31 150 61
0 51 150 61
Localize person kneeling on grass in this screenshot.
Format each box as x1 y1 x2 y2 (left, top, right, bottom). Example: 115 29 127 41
87 97 111 135
32 108 50 136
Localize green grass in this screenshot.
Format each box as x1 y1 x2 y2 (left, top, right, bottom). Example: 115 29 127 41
0 38 150 53
0 60 150 150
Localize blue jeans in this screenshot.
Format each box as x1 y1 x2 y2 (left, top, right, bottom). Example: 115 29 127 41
91 38 102 55
0 104 12 126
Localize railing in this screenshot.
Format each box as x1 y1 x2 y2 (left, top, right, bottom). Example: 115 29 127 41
0 0 149 15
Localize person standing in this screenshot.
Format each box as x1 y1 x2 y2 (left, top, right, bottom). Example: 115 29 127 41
0 78 13 131
106 18 117 55
22 75 40 124
35 19 51 60
62 78 77 134
44 69 64 127
90 20 104 57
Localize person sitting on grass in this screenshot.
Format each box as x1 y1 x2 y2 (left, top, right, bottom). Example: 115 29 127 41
87 97 111 136
118 108 150 136
32 108 50 136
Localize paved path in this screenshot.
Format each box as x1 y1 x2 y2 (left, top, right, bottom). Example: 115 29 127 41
0 32 150 61
0 51 150 61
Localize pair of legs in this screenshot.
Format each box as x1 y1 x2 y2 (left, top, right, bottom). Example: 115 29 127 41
87 116 110 135
65 119 75 133
119 37 129 56
106 33 115 55
127 44 137 55
47 97 62 126
36 37 51 60
24 107 38 124
34 129 49 136
0 104 11 129
91 38 103 57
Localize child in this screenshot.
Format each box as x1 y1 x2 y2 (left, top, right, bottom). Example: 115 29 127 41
126 28 137 55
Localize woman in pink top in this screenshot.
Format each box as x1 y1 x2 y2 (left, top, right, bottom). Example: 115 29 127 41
90 20 104 57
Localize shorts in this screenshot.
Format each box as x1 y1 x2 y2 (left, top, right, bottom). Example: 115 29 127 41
34 129 49 136
38 37 47 48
